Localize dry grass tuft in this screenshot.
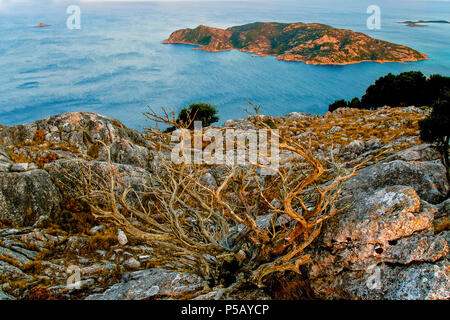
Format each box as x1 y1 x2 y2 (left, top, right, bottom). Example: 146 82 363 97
26 286 57 300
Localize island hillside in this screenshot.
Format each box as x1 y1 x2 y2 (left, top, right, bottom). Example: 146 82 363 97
164 22 428 65
398 20 450 27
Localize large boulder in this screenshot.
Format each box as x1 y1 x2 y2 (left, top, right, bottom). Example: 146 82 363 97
0 112 150 168
304 149 450 299
0 170 62 227
0 112 152 227
0 146 12 173
305 184 449 299
0 288 16 300
341 159 448 204
322 186 433 245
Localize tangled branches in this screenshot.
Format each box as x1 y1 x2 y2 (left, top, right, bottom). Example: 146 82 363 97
70 104 369 296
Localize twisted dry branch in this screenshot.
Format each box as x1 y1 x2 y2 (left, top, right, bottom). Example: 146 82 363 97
65 104 376 295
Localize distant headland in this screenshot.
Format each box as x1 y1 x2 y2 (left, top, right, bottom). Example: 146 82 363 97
164 22 428 65
398 20 450 27
35 22 51 28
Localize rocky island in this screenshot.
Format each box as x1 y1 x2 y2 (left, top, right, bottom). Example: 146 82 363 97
164 22 428 65
35 23 51 28
398 20 450 27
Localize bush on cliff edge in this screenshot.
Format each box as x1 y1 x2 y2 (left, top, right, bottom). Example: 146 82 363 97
166 102 219 132
329 71 450 111
419 91 450 184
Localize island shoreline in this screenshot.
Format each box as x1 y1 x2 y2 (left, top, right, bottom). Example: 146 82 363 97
163 22 428 66
162 39 428 66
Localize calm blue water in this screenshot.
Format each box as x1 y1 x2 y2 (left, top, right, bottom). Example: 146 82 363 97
0 0 449 130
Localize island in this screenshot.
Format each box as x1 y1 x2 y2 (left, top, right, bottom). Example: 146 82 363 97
163 22 428 65
36 22 51 28
398 20 450 27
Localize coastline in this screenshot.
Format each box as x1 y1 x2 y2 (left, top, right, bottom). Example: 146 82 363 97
163 40 429 66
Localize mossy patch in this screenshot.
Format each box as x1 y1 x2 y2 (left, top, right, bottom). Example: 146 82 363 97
0 255 21 268
84 231 119 254
49 197 97 234
33 129 46 144
87 142 101 159
22 260 45 274
26 286 57 300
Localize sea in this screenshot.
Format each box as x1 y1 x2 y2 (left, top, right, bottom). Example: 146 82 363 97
0 0 449 130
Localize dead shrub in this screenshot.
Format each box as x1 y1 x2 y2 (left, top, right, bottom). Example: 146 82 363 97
65 104 378 297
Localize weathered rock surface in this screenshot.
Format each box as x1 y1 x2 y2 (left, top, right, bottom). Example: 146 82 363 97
0 112 150 168
0 112 152 227
340 159 448 204
0 260 26 280
0 146 12 173
0 225 163 300
85 269 203 300
383 144 441 163
0 246 32 267
304 144 449 299
10 162 38 172
44 159 152 206
0 288 16 300
0 170 62 226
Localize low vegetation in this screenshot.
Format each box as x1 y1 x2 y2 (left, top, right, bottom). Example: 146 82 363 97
419 91 450 184
60 99 410 299
165 102 219 132
329 71 450 111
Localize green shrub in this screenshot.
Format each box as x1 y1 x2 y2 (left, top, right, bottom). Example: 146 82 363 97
166 102 219 132
328 99 348 112
426 74 450 104
348 97 361 109
328 97 361 112
361 71 428 109
419 92 450 184
329 71 450 111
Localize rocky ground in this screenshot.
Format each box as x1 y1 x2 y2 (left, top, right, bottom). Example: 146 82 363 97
0 107 448 300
